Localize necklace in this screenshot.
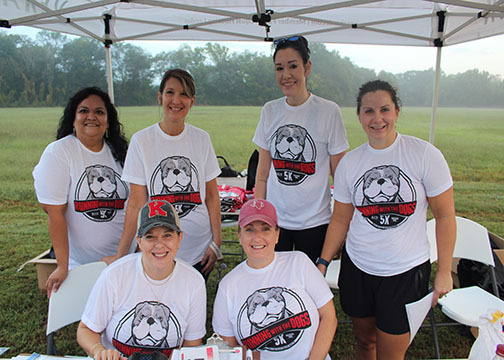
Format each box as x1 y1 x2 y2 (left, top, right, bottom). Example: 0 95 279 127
142 259 175 304
159 121 184 136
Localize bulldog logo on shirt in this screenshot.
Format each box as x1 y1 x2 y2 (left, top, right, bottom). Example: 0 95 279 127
112 301 182 358
73 165 128 221
268 124 316 186
237 287 311 352
149 156 202 218
353 165 417 229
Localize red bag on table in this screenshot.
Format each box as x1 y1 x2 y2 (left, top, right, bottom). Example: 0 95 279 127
218 185 248 213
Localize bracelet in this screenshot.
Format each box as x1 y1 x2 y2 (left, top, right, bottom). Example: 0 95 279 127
209 241 223 261
316 257 330 268
89 342 103 358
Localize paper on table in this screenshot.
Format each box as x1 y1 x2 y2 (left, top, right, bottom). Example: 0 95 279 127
406 291 434 344
0 348 9 356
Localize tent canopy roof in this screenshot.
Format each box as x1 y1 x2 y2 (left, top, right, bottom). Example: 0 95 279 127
2 0 504 47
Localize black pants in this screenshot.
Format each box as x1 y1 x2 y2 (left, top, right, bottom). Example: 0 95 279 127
192 261 211 281
275 224 328 263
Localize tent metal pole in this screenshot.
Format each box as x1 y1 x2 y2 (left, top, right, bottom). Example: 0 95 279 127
430 10 445 145
429 46 442 145
105 45 115 104
103 14 115 103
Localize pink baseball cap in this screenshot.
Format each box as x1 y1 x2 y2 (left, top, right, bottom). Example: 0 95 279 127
238 199 278 228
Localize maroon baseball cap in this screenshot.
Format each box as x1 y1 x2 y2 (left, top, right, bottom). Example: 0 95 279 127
238 199 278 228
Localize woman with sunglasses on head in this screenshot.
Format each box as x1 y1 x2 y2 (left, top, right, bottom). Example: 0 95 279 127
253 35 349 264
318 80 455 359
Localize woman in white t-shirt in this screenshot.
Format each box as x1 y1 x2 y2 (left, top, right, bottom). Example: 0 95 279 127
33 87 133 297
103 69 221 279
77 200 206 360
318 80 456 359
253 35 349 264
212 199 337 359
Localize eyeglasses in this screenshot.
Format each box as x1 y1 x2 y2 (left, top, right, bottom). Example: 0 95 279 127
273 36 300 46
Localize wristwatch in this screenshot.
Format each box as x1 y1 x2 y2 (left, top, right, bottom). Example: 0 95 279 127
316 257 330 268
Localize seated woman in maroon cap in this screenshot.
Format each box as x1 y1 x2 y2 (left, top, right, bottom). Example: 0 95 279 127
212 199 337 359
77 200 206 360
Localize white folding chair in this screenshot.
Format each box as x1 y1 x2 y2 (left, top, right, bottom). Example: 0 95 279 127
46 261 107 355
427 216 504 358
325 259 341 289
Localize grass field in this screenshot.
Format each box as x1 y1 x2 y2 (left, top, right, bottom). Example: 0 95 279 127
0 105 503 359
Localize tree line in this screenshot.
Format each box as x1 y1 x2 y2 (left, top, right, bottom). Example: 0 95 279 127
1 30 503 108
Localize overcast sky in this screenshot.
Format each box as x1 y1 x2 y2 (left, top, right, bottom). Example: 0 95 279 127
7 27 504 79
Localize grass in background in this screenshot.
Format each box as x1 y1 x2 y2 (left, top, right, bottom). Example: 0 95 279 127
0 105 502 359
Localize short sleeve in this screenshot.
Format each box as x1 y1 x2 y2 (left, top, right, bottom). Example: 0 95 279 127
327 104 349 155
33 146 71 205
212 284 235 338
203 134 221 182
423 144 453 197
300 253 334 309
183 279 207 340
332 157 352 204
121 135 147 186
81 270 115 333
252 104 269 150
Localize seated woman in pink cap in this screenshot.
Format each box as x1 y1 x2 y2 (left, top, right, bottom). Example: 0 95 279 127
212 199 337 359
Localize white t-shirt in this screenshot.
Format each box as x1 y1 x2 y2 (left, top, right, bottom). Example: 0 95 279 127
122 123 221 265
212 251 333 360
333 133 453 276
81 253 206 357
33 135 134 269
253 94 349 229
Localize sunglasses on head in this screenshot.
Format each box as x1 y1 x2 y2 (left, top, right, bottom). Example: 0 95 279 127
273 36 300 46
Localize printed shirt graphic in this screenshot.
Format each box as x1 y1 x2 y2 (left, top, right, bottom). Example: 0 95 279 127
268 124 316 186
212 252 333 360
237 287 311 351
112 301 181 357
149 155 202 218
74 165 128 222
252 95 349 230
332 134 454 276
32 135 131 269
81 254 206 356
353 164 417 229
121 124 221 265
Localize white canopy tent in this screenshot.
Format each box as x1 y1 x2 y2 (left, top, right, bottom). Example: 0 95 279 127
2 0 504 143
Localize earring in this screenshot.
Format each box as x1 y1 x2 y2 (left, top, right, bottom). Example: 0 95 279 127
105 128 109 138
73 127 76 136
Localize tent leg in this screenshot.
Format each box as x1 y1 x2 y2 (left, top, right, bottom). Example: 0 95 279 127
105 45 115 104
429 46 442 144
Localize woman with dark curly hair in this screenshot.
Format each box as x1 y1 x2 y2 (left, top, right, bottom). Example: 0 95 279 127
33 87 135 297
